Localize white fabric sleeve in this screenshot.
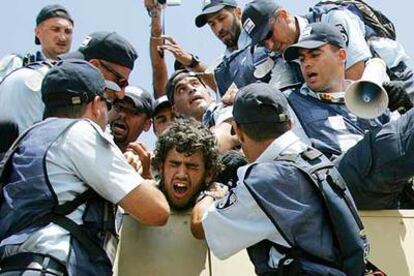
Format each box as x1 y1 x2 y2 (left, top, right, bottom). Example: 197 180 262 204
201 166 288 260
323 10 372 69
51 120 143 204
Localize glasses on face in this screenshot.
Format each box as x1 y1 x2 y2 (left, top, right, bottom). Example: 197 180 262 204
260 29 273 46
100 61 129 89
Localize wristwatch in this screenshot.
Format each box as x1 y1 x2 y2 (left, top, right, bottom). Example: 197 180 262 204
188 54 200 68
196 190 218 203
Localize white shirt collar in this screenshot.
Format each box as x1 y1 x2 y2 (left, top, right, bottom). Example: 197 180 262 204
256 130 306 163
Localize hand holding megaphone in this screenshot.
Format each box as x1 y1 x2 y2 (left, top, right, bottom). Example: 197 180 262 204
383 81 413 114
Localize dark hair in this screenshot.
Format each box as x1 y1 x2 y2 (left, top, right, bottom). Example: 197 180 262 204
43 104 88 119
239 121 290 141
153 117 222 175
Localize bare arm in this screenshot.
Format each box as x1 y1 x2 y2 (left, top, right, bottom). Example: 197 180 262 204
160 35 218 91
119 179 170 226
191 183 228 239
145 0 169 98
345 60 365 80
191 196 214 239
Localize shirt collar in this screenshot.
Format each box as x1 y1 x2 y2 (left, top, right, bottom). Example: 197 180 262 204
299 82 353 104
256 130 304 162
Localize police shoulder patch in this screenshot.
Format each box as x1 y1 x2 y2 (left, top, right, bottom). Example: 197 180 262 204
216 189 237 210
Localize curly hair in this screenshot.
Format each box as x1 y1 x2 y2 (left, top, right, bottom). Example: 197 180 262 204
152 117 222 176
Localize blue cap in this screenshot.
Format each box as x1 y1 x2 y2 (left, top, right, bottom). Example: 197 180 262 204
284 22 347 61
195 0 237 28
123 86 154 117
241 0 280 46
60 32 138 70
35 4 73 45
233 82 289 124
42 59 109 108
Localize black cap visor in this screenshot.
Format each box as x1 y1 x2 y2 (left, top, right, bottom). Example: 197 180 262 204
195 4 227 28
283 40 327 61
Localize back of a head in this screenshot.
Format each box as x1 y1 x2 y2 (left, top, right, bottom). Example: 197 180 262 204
60 32 138 70
233 82 290 141
41 59 107 119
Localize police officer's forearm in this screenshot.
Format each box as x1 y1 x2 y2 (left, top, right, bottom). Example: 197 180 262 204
119 180 170 226
191 63 217 92
191 197 214 239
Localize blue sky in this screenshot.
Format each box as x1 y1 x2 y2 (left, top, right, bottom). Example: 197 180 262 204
0 0 412 147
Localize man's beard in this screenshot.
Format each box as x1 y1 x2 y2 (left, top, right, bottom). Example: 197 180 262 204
222 16 241 49
159 177 206 211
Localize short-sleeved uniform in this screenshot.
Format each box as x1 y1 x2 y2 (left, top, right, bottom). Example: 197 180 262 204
202 131 304 263
0 62 51 133
0 119 141 267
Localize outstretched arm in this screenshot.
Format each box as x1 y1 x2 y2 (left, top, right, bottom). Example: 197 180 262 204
145 0 169 98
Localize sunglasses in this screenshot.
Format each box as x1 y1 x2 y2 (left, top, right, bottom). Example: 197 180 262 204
100 61 129 89
260 29 273 46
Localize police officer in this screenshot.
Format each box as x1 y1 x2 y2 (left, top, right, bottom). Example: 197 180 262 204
0 31 137 135
241 0 414 98
191 82 367 275
282 23 413 209
0 60 169 275
281 23 388 159
0 5 74 81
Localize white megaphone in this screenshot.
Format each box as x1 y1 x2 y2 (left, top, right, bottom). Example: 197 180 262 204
345 58 389 119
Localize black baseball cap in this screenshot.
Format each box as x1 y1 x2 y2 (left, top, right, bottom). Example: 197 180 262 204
35 4 73 45
195 0 238 28
122 86 154 117
284 22 347 61
60 32 138 70
233 82 289 124
153 95 172 117
241 0 280 46
42 59 112 108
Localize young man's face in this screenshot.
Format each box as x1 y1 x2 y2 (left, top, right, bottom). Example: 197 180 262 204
109 97 151 151
173 76 212 121
153 105 175 137
160 147 212 210
35 17 73 59
206 8 242 49
298 44 345 93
